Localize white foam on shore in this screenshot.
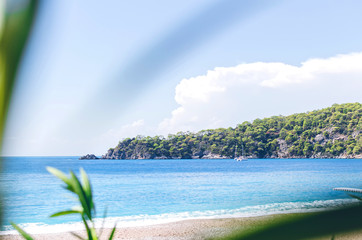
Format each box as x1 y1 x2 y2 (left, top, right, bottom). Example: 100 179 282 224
1 198 356 235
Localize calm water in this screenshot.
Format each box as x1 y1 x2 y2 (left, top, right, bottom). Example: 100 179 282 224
1 157 361 233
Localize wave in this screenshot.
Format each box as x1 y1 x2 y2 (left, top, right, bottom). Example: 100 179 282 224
1 198 356 235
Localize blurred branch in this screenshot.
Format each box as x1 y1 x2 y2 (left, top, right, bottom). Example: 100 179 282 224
0 0 39 229
0 0 38 149
215 204 362 240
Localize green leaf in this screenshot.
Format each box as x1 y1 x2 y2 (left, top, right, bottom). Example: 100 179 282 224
81 215 97 240
46 167 75 193
98 207 108 238
44 167 118 240
70 232 86 240
10 222 34 240
216 204 362 240
82 215 92 240
50 209 83 218
0 0 38 147
70 171 93 220
347 193 362 201
80 168 94 211
46 167 68 183
90 228 98 240
108 225 117 240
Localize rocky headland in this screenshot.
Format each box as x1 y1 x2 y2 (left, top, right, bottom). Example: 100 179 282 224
92 103 362 160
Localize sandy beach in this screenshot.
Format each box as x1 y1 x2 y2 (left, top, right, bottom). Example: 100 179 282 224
2 214 362 240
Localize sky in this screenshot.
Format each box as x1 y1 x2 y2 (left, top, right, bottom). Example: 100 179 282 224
3 0 362 156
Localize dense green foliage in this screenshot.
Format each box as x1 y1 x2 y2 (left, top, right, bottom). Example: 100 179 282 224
104 103 362 159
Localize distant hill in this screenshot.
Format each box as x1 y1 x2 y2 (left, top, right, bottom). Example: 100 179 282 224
101 103 362 159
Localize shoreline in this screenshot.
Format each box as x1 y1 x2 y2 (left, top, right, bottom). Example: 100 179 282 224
1 198 357 238
2 213 362 240
0 215 279 240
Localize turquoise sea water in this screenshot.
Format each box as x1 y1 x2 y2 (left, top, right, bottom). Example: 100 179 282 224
0 157 361 234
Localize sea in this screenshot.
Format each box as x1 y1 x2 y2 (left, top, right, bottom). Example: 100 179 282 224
0 157 361 235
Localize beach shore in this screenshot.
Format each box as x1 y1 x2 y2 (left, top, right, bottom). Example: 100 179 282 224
2 214 362 240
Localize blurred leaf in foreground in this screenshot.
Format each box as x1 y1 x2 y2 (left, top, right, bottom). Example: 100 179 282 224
0 0 38 147
215 204 362 240
47 167 117 240
10 222 34 240
0 0 38 228
12 167 117 240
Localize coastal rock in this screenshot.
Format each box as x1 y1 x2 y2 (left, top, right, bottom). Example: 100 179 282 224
314 134 325 143
101 148 114 159
276 139 289 158
79 154 99 160
352 130 360 138
201 153 228 159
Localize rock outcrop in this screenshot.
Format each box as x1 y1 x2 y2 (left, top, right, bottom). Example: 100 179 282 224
79 154 99 160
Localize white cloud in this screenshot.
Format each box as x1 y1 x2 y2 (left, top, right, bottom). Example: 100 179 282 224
158 52 362 134
261 53 362 88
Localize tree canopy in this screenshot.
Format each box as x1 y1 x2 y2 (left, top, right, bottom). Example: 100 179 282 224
102 103 362 159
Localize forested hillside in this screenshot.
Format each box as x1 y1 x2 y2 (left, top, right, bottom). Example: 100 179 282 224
102 103 362 159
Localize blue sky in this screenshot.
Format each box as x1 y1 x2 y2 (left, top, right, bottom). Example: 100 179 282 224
3 0 362 156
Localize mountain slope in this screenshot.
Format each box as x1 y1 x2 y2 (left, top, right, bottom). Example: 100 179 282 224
102 103 362 159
